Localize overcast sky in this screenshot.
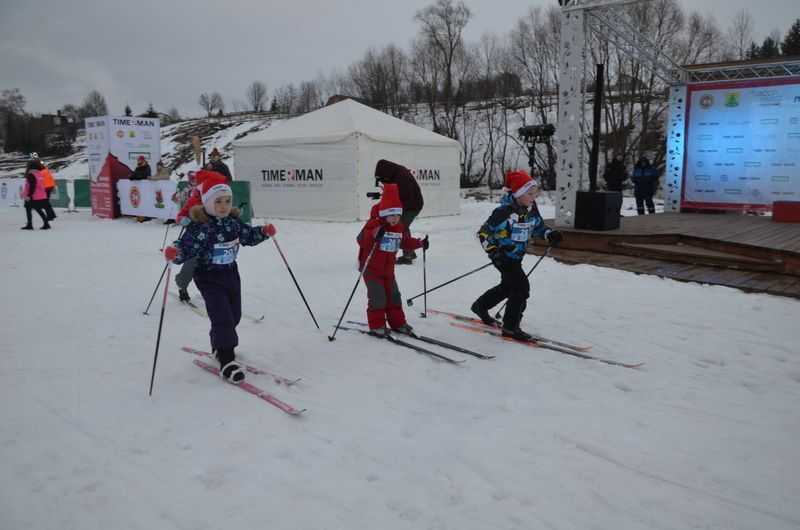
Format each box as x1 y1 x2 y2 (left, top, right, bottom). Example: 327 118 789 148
1 0 796 117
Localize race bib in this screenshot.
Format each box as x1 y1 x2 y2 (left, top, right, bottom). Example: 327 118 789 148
212 238 239 265
511 221 533 242
380 231 402 253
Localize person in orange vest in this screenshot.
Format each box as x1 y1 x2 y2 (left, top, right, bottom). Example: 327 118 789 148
36 160 57 221
21 160 51 230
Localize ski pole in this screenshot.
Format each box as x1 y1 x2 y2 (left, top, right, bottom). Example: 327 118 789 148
420 236 429 318
159 201 178 251
272 237 320 330
494 247 551 320
144 227 185 315
149 263 173 396
406 262 493 306
329 238 381 341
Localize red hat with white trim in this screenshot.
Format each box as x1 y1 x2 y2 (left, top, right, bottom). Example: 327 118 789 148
199 171 232 215
378 183 403 217
505 170 538 198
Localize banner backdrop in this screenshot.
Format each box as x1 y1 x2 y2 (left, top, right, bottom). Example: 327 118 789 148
0 178 24 206
85 115 161 179
683 78 800 211
117 180 178 219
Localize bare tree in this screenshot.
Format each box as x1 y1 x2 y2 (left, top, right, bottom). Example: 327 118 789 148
210 92 224 115
80 90 108 117
166 107 181 122
296 81 322 114
727 10 754 60
273 84 298 116
199 93 214 117
678 12 724 65
413 0 474 139
246 81 268 112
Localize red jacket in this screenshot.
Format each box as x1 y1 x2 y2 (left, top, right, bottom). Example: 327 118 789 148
176 186 201 223
357 205 422 278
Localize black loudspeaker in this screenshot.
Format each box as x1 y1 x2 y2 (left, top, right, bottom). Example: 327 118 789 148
574 191 622 230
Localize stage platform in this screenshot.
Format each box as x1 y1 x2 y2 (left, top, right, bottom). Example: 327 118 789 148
532 212 800 299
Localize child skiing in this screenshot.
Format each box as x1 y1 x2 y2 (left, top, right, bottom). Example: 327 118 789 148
357 183 428 337
171 170 200 302
163 171 276 383
471 171 562 340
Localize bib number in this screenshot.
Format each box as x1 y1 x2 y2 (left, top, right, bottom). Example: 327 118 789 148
380 231 402 253
511 221 532 242
212 238 239 265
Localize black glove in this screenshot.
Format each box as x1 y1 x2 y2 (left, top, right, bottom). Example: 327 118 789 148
545 229 563 248
488 247 508 267
421 236 429 250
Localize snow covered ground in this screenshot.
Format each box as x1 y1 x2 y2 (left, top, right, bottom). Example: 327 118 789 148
1 196 799 530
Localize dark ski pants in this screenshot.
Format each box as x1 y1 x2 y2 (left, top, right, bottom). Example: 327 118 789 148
364 273 407 330
24 200 49 227
474 259 529 330
635 191 655 215
44 188 56 220
194 265 241 351
175 257 198 290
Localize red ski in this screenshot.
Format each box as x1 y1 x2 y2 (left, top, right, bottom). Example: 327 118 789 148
182 346 301 386
193 359 305 415
448 322 644 369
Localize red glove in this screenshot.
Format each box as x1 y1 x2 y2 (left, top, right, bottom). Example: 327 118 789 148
262 223 276 237
164 246 178 261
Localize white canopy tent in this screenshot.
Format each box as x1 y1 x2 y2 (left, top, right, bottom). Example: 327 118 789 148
233 99 462 221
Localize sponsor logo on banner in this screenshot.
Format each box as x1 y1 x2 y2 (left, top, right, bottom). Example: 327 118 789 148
410 169 441 181
725 93 740 107
130 186 141 208
261 169 323 181
699 94 714 109
155 188 165 209
116 130 124 138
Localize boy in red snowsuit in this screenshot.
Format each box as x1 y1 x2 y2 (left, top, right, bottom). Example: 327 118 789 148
356 184 428 337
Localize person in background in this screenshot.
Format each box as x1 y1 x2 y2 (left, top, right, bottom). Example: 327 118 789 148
149 160 171 181
356 183 427 337
631 156 659 215
374 159 424 265
205 148 232 181
163 172 276 383
20 160 51 230
130 156 151 180
602 153 627 192
172 171 200 302
36 159 57 221
471 171 562 341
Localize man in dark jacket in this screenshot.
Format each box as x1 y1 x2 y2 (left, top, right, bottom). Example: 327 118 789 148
602 153 627 192
374 159 424 264
205 148 232 181
130 156 151 180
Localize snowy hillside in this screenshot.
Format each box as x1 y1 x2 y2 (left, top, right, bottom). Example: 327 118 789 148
1 195 798 529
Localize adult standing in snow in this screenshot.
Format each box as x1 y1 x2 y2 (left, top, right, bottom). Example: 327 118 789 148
471 171 561 341
602 153 627 192
204 148 232 181
374 159 423 265
35 159 58 222
130 156 151 180
163 172 276 383
20 160 51 230
356 183 427 336
631 156 659 215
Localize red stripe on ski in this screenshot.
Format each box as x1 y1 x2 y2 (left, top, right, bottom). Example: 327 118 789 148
182 347 301 385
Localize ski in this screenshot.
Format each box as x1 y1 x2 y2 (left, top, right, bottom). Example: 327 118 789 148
193 359 305 415
425 308 592 352
345 320 494 360
182 347 301 386
336 325 465 364
448 321 644 369
169 291 208 317
169 292 264 323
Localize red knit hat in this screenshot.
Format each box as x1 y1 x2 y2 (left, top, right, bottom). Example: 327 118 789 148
378 183 403 217
505 171 538 198
210 148 221 157
199 171 232 214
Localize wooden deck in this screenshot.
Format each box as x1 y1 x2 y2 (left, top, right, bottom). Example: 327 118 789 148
532 212 800 299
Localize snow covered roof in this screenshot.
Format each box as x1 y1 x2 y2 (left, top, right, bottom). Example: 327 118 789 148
232 99 460 147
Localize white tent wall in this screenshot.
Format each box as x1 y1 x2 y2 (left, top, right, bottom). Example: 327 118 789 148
235 139 359 221
356 137 461 221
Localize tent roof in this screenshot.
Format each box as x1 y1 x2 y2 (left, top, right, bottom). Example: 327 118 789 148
233 99 460 147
